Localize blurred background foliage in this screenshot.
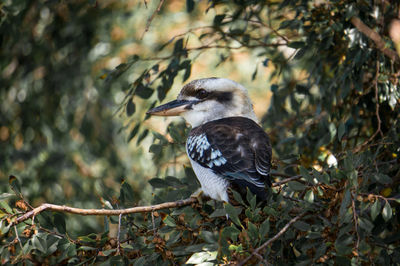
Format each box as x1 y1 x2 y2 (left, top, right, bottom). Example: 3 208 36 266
1 0 399 264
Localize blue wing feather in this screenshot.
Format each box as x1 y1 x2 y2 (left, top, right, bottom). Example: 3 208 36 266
187 117 272 200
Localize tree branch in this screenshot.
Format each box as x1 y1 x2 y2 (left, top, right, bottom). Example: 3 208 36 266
11 173 301 226
350 16 400 63
12 198 197 226
238 212 308 265
272 175 302 186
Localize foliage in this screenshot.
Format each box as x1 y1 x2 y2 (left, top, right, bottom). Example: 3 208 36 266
1 0 399 265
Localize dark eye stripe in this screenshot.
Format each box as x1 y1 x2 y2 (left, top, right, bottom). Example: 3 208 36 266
209 91 233 103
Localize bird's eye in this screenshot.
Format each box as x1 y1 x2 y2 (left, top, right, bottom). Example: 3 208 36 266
196 89 209 99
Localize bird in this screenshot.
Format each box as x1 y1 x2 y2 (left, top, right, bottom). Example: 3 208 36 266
147 77 272 203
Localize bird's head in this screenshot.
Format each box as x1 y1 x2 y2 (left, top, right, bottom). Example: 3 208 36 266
147 78 257 127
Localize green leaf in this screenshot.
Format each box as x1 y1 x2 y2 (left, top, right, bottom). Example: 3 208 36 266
0 221 11 235
9 175 21 196
348 170 358 187
32 233 47 253
133 257 147 266
119 181 135 204
343 157 353 172
136 129 149 145
288 41 305 49
320 172 330 184
0 200 12 213
287 181 306 191
222 226 240 242
210 208 226 218
248 194 257 211
304 190 314 203
339 189 351 220
247 221 259 242
259 219 270 238
77 246 97 251
370 199 381 221
335 235 353 255
328 123 337 142
126 99 135 116
148 178 169 188
231 190 245 206
224 203 242 227
127 124 140 142
338 122 345 141
382 201 392 222
0 193 14 200
163 215 176 227
149 144 162 155
186 251 217 264
299 166 313 183
165 176 183 187
135 84 154 99
213 14 226 26
103 216 109 233
374 173 392 184
78 233 97 243
53 213 66 234
358 217 374 232
293 221 311 231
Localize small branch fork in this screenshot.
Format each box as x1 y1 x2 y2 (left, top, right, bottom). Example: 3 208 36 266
238 212 308 266
10 175 299 226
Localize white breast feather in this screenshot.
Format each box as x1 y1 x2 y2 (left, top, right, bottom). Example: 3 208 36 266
189 159 229 202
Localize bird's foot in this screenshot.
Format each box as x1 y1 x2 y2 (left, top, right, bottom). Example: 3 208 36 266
190 188 204 204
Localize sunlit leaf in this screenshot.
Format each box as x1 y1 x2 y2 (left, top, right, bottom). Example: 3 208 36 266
382 201 392 222
304 190 314 203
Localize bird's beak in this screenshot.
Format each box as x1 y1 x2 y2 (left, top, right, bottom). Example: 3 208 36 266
146 99 194 116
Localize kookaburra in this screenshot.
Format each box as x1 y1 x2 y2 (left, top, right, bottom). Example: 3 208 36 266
147 78 272 203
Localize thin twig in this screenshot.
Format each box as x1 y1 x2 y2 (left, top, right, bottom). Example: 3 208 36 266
141 0 166 40
272 175 302 186
151 211 156 236
351 193 360 260
253 252 269 265
238 212 307 265
360 193 399 202
116 214 122 255
14 226 23 249
141 42 286 61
